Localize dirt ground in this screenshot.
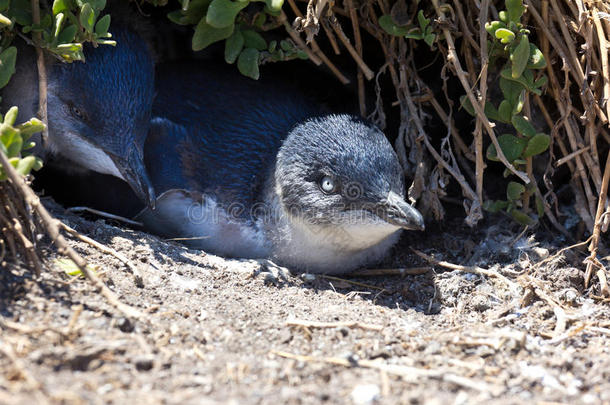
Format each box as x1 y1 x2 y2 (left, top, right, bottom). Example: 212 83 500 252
1 199 610 405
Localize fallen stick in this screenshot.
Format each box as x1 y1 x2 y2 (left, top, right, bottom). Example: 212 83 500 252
271 350 504 395
67 206 143 226
350 267 430 277
286 317 383 331
411 248 519 291
60 222 144 287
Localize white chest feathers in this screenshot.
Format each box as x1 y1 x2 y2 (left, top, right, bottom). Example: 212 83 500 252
137 191 402 273
267 208 402 274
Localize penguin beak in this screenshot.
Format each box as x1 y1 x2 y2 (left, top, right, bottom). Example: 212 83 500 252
373 191 425 231
114 148 156 210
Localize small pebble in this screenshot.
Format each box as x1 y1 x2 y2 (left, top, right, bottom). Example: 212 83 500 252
134 355 154 371
300 273 316 282
350 384 380 405
558 288 579 305
471 295 491 312
117 317 134 333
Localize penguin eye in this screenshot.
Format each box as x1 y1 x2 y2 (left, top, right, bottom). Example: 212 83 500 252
319 176 336 194
70 105 87 121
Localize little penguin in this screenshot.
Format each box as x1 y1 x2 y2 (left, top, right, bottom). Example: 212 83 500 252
0 23 156 207
138 63 425 274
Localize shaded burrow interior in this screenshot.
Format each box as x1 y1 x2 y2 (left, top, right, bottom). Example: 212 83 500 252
31 3 583 251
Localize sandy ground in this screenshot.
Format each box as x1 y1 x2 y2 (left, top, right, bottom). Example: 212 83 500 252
1 200 610 404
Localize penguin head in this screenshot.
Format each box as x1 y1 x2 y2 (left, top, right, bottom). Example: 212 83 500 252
46 28 156 207
275 114 424 250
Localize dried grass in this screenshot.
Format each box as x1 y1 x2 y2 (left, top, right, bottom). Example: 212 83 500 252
284 0 609 289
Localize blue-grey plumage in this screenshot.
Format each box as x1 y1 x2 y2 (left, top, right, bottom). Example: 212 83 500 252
138 63 424 273
0 27 156 207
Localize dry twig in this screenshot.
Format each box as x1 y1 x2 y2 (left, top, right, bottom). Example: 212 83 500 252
0 152 143 319
59 222 144 287
271 350 505 395
286 317 383 331
412 248 519 291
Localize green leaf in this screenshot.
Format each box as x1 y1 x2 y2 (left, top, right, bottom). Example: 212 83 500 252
17 118 45 138
523 133 550 157
206 0 248 29
527 44 546 69
460 96 501 121
58 259 82 276
499 75 524 105
88 0 106 10
237 47 260 80
424 33 435 47
484 102 501 121
506 181 525 201
95 14 110 37
378 15 408 36
32 157 43 171
167 10 186 25
224 29 244 63
265 0 283 12
510 35 529 78
268 40 277 52
460 95 475 116
54 258 99 277
95 39 116 46
6 132 22 157
52 0 69 15
0 13 12 27
485 20 505 37
242 30 266 51
53 13 66 39
483 199 510 213
506 0 525 23
186 0 213 21
5 0 32 25
55 44 85 62
3 106 18 126
0 47 17 90
501 68 542 95
495 28 515 44
79 3 95 33
417 10 430 30
168 0 213 25
1 121 18 137
486 133 527 162
534 75 548 89
512 90 525 115
16 155 36 176
57 24 78 43
404 30 424 40
510 209 537 225
56 42 83 52
498 100 513 123
192 18 234 51
511 115 536 137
